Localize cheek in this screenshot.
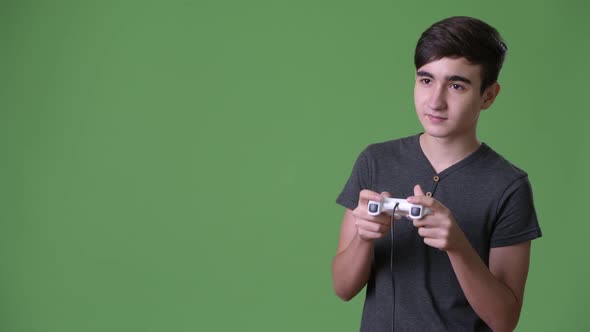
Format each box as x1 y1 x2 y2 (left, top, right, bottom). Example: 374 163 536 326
455 95 483 116
413 87 426 108
468 99 484 116
458 103 483 124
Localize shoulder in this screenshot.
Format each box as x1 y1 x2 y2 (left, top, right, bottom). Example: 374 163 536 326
362 134 419 159
454 143 533 203
476 144 530 184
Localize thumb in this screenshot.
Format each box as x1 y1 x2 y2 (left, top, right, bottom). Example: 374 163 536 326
413 184 425 196
380 191 392 198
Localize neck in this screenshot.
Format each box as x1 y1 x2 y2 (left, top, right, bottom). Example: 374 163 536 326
419 133 481 173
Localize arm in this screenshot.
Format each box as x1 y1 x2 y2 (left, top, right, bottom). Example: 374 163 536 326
447 241 530 332
408 185 531 331
331 190 393 301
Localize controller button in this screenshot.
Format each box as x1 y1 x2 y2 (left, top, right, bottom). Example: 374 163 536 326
411 207 421 216
433 175 440 182
426 192 432 197
368 204 379 213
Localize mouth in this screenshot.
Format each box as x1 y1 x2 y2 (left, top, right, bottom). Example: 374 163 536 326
426 114 448 122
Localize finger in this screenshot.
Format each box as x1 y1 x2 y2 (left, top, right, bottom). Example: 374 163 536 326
423 237 446 250
417 226 439 238
369 214 393 225
353 207 392 225
407 195 434 208
413 184 425 196
359 189 383 205
381 191 392 198
358 229 389 240
356 219 392 234
407 184 434 207
412 214 438 228
377 213 397 224
413 218 428 228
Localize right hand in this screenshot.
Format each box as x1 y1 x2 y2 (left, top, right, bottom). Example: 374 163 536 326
352 190 396 241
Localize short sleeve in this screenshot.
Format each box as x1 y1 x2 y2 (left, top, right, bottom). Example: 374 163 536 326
336 147 372 211
490 176 542 247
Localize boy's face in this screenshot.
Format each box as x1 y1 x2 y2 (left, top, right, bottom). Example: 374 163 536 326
413 57 499 141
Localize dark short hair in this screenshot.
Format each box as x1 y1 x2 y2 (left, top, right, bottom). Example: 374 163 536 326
414 16 508 94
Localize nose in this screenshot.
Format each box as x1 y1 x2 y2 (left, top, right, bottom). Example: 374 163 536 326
427 85 447 110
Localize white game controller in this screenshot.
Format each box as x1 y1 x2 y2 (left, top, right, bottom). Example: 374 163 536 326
367 197 431 219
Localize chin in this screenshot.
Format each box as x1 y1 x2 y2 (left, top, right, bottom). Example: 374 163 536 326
421 124 450 138
423 131 451 139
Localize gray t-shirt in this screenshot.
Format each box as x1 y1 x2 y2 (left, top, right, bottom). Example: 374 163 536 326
336 134 542 332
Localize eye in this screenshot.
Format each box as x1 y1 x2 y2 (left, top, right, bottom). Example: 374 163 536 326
420 78 432 85
450 83 464 90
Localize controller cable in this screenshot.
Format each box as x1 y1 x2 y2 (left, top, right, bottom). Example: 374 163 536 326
390 202 399 332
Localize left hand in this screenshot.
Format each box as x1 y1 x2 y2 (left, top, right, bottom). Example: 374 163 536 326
407 184 468 252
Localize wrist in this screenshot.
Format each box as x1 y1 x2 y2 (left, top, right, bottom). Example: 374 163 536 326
446 233 472 256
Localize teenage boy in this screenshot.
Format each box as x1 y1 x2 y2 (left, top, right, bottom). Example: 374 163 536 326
332 16 542 331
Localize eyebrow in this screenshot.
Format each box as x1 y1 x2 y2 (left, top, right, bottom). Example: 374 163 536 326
416 71 472 84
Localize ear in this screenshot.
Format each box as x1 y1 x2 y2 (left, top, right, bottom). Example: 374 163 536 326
481 82 501 110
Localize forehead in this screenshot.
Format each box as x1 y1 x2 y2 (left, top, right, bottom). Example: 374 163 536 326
417 57 482 82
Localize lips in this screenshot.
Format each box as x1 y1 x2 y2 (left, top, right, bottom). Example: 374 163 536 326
426 114 448 123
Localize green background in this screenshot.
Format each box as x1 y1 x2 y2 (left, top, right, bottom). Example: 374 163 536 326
2 0 588 331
